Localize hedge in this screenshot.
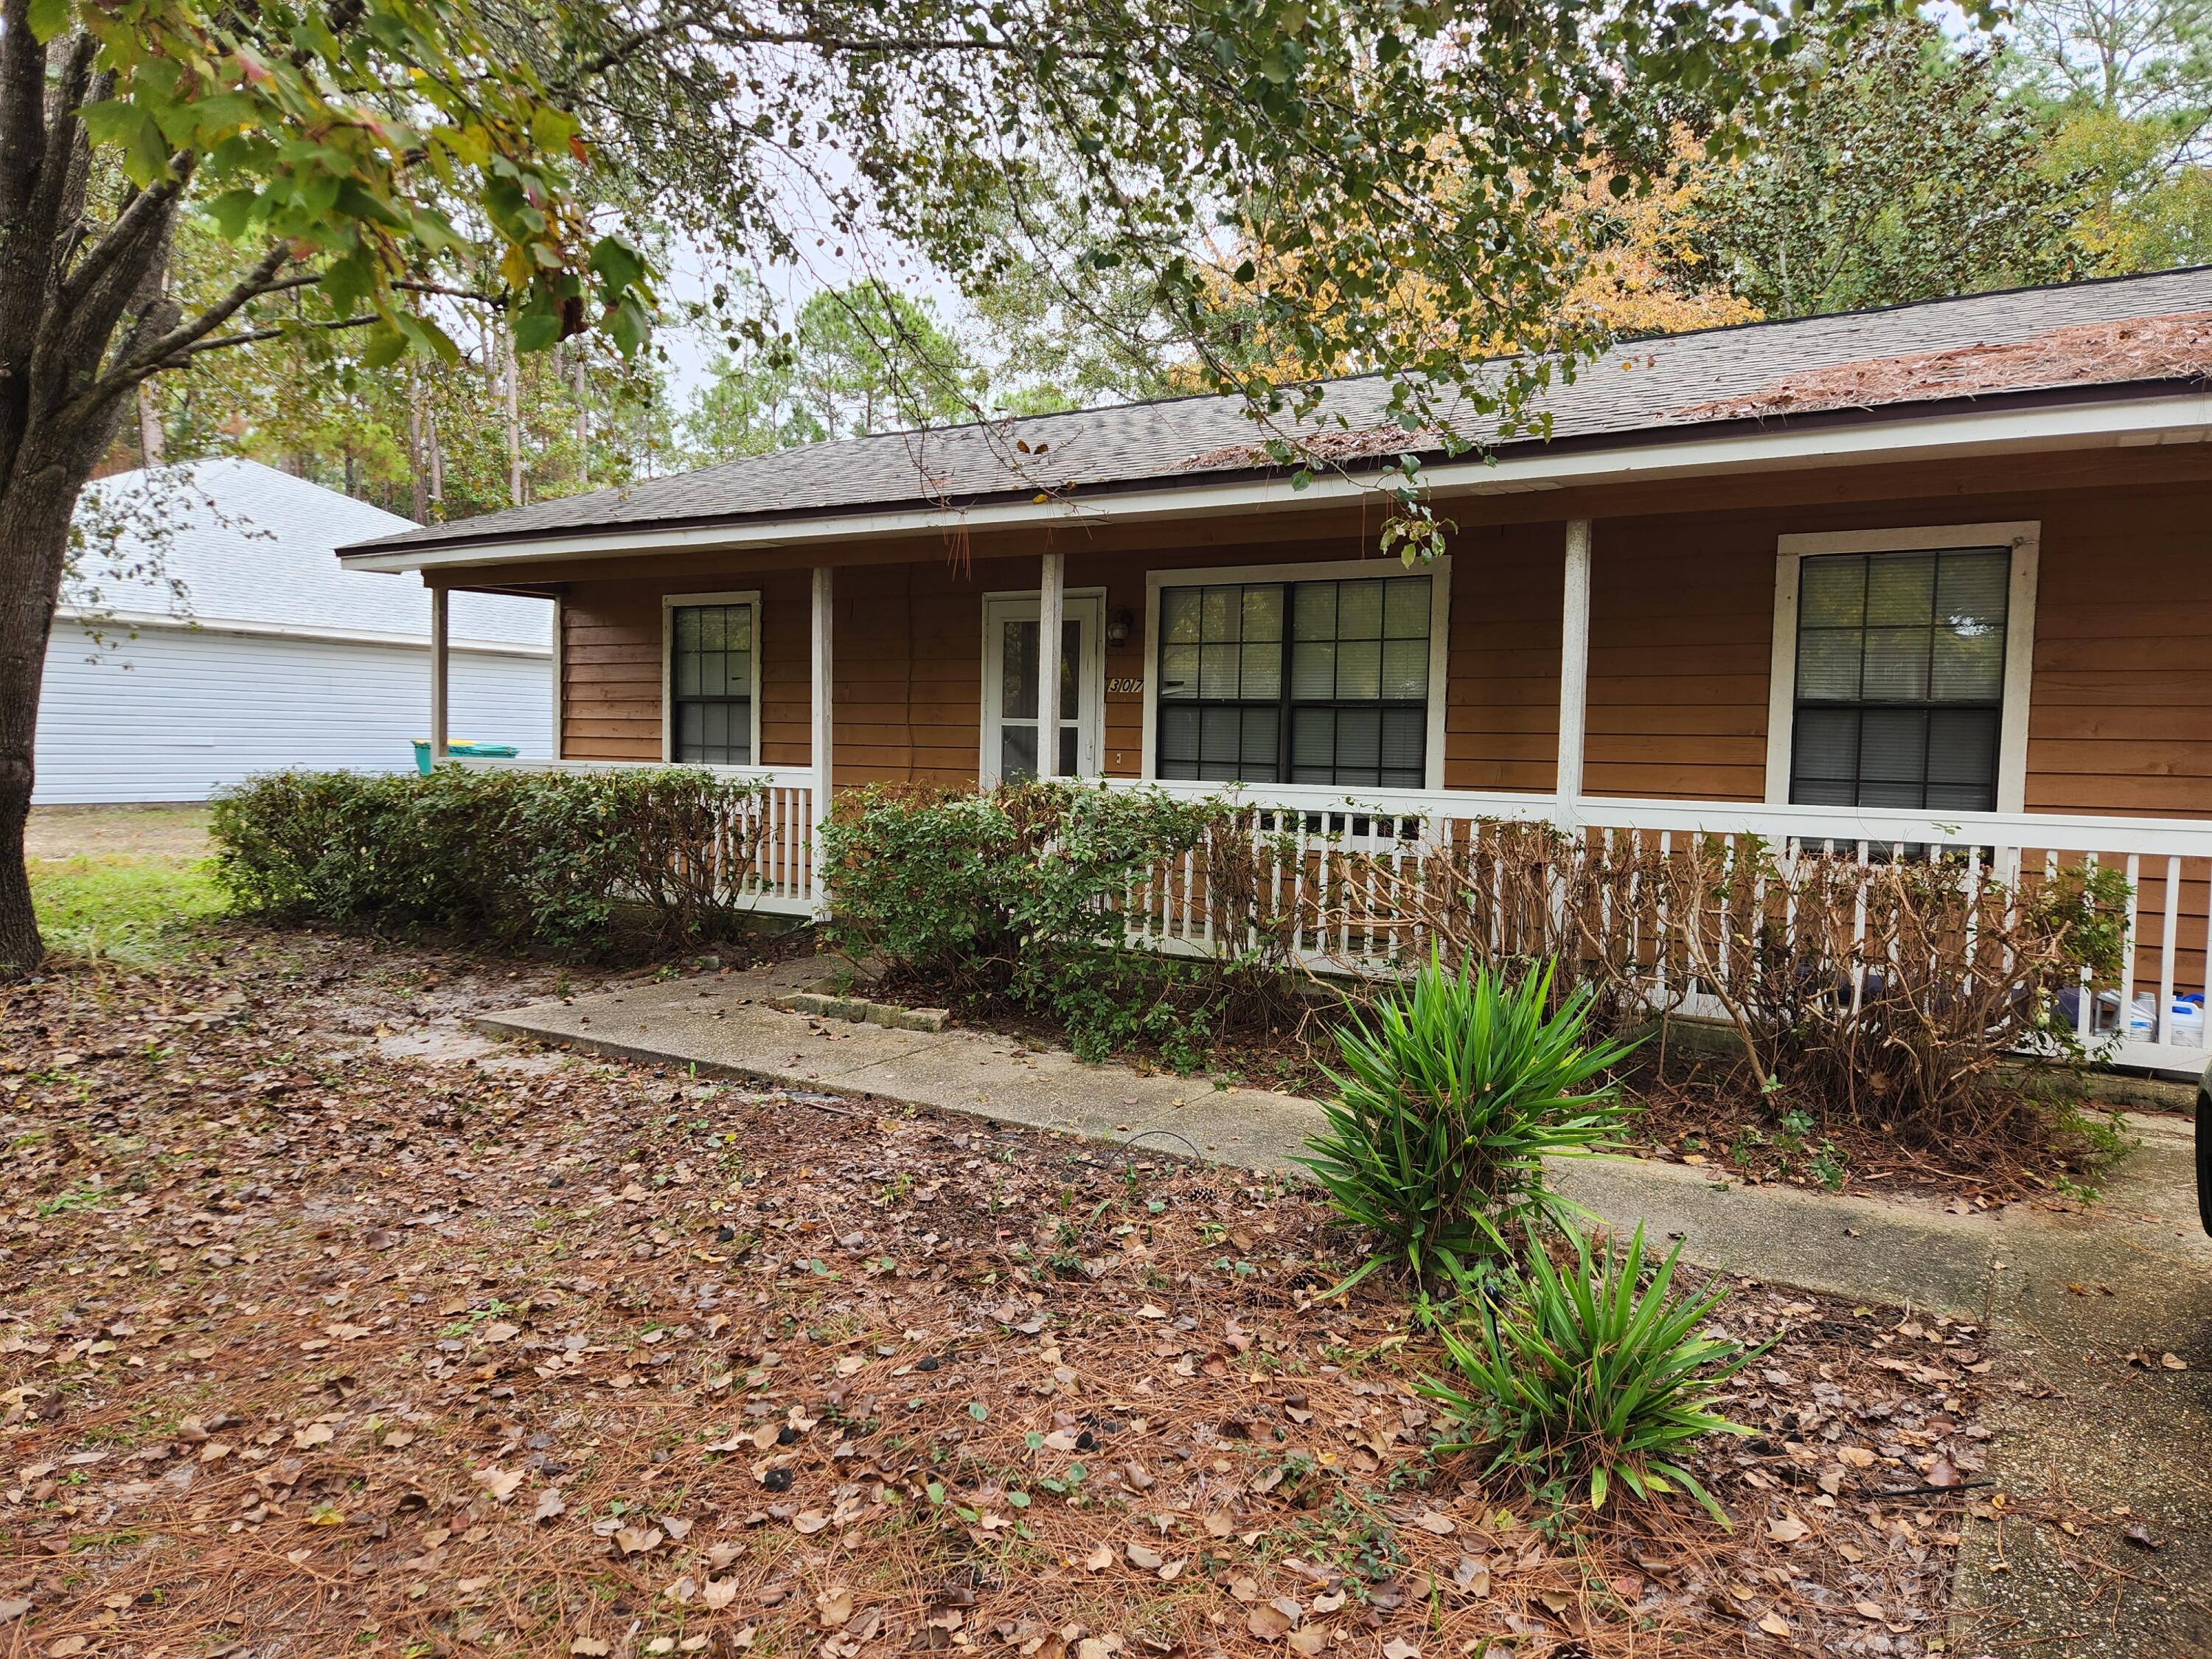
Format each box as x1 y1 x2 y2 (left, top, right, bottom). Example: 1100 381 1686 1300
209 766 776 953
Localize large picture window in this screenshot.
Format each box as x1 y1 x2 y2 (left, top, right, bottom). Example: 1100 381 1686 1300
666 594 757 765
1155 572 1434 788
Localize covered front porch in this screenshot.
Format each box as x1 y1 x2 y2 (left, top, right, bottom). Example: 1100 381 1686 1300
416 487 2212 1076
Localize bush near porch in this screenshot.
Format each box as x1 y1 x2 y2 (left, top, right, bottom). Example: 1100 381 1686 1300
820 782 2133 1172
206 769 2134 1182
210 765 778 953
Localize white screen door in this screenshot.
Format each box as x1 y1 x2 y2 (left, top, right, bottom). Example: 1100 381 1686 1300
982 592 1104 785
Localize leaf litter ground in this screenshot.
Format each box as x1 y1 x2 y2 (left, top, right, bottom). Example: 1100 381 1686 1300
0 931 1992 1658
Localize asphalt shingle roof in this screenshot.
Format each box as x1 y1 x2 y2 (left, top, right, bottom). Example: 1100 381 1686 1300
341 268 2212 558
76 459 550 644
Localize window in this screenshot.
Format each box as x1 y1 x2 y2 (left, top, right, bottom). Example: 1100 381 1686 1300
665 594 758 765
1154 571 1436 788
1768 526 2037 815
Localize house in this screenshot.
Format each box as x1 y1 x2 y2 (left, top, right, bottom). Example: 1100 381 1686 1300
338 268 2212 1069
36 459 553 804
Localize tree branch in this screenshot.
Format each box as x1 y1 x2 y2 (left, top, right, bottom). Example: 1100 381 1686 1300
58 153 198 312
163 310 383 360
76 243 292 408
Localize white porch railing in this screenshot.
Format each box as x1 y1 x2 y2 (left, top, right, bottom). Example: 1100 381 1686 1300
439 758 2212 1074
1103 777 2212 1076
448 757 820 916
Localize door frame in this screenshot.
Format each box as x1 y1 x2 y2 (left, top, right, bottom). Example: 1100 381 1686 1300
979 587 1107 785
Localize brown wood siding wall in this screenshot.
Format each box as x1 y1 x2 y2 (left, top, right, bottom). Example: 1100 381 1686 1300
549 462 2212 824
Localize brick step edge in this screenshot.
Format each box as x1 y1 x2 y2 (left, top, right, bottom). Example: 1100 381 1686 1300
773 989 950 1034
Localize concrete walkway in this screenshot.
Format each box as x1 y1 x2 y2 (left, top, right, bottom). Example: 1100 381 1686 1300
478 964 2212 1656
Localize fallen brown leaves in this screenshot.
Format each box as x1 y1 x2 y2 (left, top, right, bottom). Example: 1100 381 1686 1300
0 934 1987 1657
1671 310 2212 424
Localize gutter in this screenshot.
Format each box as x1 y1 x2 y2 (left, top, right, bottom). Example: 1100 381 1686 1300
54 607 553 659
337 384 2212 574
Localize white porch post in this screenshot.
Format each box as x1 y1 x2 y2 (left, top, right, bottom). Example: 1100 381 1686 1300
548 594 564 760
1036 551 1064 779
428 583 450 762
1555 518 1592 825
811 565 835 904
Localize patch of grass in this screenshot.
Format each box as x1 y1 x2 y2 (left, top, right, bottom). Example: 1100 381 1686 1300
29 854 224 964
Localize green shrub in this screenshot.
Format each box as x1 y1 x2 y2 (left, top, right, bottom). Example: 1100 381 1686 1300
1418 1224 1756 1523
209 766 774 954
1295 956 1635 1291
819 780 1217 1006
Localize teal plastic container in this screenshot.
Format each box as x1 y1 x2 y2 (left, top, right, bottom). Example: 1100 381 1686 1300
411 740 521 776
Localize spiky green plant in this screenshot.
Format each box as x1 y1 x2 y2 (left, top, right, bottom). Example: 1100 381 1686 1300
1295 954 1636 1293
1419 1224 1759 1523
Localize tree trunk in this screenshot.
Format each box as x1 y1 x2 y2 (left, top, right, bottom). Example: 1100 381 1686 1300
135 382 165 466
503 324 524 506
572 355 588 487
406 362 428 522
0 430 124 974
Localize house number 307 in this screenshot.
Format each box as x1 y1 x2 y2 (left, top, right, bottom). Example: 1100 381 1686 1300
1107 677 1144 695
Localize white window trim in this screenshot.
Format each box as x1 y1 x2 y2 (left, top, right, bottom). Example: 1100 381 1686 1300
661 588 764 765
978 586 1108 785
1766 522 2039 814
1140 555 1453 790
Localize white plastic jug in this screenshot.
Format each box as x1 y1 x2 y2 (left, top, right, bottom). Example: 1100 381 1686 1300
2169 998 2205 1049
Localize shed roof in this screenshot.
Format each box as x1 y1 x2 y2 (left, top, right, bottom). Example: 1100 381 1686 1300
341 266 2212 560
71 459 549 647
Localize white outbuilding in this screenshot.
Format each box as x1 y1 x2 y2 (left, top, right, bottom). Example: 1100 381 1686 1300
33 458 552 804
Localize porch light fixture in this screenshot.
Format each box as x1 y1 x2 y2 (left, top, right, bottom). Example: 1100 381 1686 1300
1105 608 1135 648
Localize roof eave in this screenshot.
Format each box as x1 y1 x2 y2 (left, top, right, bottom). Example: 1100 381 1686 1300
337 378 2212 574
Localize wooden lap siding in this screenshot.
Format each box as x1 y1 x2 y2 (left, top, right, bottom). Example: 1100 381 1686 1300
551 469 2212 825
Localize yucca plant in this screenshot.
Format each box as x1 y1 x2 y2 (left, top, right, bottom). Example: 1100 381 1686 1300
1419 1224 1759 1523
1295 954 1636 1293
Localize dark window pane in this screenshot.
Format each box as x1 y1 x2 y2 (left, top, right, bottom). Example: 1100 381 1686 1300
1792 775 1858 806
1001 725 1038 782
669 602 754 765
1383 576 1430 638
1156 572 1432 789
1002 620 1037 720
1861 627 1930 700
1292 706 1334 773
1858 709 1928 785
1242 585 1284 641
1931 625 2004 700
1937 549 2007 630
1796 630 1861 700
1335 640 1382 700
1335 708 1382 771
1798 557 1865 627
1160 706 1201 768
1159 644 1200 700
1337 581 1384 639
1200 706 1242 773
1162 587 1201 644
1240 708 1280 769
1790 550 2007 810
1380 708 1425 771
1865 553 1935 625
1927 708 1999 790
1792 709 1859 783
1381 639 1427 699
1291 640 1335 700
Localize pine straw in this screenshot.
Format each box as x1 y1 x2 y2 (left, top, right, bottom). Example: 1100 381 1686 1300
0 936 1989 1658
1612 1049 2125 1208
1670 310 2212 423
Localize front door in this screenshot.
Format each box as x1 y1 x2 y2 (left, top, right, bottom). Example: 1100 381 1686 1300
982 592 1104 785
